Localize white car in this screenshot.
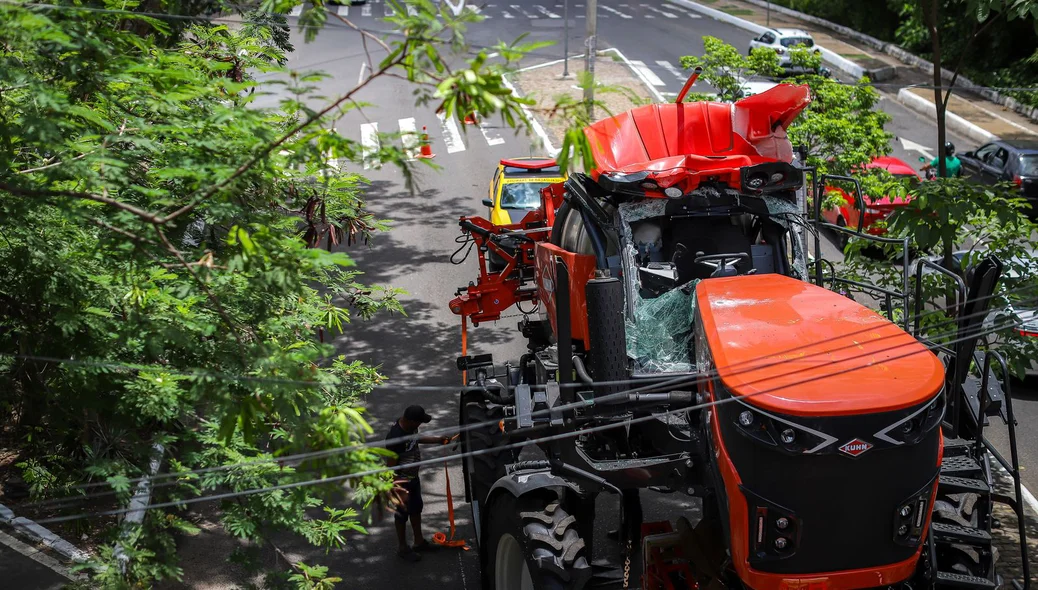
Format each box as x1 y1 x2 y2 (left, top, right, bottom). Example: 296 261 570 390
736 77 780 98
748 28 816 65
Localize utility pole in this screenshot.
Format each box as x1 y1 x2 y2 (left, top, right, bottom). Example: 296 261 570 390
584 0 597 118
562 0 570 77
766 2 770 27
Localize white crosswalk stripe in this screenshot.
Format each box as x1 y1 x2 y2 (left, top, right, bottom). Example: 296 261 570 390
641 3 678 17
502 9 514 18
361 3 371 16
656 60 687 80
534 4 560 18
437 112 467 154
384 3 393 16
478 118 506 146
289 4 303 16
601 5 632 18
336 4 348 16
630 60 666 87
664 3 703 18
399 117 418 160
361 123 380 169
510 4 538 18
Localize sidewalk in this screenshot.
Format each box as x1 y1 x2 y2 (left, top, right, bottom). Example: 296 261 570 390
667 0 1038 144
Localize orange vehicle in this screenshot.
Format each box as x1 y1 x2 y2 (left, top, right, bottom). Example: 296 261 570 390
821 156 919 241
448 70 1030 590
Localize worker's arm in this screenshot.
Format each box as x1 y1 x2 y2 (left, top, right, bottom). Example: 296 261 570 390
418 435 451 445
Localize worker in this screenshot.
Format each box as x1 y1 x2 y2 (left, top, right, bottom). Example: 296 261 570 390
921 141 963 178
385 405 451 562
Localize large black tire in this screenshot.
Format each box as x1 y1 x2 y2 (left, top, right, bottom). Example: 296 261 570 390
484 489 592 590
462 401 515 510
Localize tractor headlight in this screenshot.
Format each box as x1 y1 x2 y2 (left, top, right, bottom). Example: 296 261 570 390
732 401 835 454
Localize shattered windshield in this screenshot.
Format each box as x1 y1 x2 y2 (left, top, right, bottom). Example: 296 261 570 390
500 182 550 209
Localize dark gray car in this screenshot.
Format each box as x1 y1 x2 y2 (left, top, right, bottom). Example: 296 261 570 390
958 139 1038 206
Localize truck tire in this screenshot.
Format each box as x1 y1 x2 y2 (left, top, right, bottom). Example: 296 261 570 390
484 490 592 590
462 401 514 509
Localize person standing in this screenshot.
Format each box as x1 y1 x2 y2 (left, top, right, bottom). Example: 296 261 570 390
922 141 963 178
385 405 451 562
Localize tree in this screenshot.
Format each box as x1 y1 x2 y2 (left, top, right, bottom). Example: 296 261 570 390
679 36 783 102
0 0 584 586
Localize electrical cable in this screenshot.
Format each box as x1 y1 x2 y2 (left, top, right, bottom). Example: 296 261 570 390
19 288 1031 514
27 305 1032 526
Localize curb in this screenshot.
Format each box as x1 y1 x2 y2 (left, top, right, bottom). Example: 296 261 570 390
895 88 997 145
1 502 90 564
663 0 866 81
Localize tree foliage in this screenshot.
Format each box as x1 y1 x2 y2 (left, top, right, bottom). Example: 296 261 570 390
0 1 571 585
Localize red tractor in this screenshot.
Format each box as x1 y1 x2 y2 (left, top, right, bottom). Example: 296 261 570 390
448 73 1031 590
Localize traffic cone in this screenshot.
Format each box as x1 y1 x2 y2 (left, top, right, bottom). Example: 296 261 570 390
416 126 435 159
463 111 479 125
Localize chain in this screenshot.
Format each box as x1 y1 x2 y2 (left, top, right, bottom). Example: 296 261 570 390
622 539 632 589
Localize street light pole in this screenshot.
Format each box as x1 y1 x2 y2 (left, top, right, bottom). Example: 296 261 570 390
584 0 597 118
563 0 570 77
766 1 770 26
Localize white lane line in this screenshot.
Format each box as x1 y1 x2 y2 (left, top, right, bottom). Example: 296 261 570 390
601 4 632 18
467 5 490 18
641 3 677 17
436 112 466 154
656 60 686 80
289 4 303 16
361 3 371 16
478 118 506 146
502 9 514 18
399 117 418 160
383 3 392 16
407 4 417 15
665 3 702 17
361 123 380 169
510 4 538 18
336 4 349 16
534 4 560 18
629 60 666 87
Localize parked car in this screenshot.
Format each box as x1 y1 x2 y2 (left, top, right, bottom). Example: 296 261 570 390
748 28 816 66
821 156 920 241
734 76 780 99
484 157 565 226
958 139 1038 207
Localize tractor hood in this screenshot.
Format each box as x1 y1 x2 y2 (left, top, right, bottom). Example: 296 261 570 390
584 84 811 196
695 274 944 417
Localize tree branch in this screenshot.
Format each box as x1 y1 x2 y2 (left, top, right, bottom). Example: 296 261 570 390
157 47 412 226
0 183 161 222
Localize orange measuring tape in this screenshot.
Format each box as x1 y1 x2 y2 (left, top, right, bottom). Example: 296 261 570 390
432 433 468 550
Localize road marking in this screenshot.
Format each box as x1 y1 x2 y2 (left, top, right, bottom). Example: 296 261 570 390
467 4 490 18
656 60 686 80
502 9 514 17
629 60 666 86
478 118 506 146
289 4 303 16
664 3 702 17
407 4 417 15
601 5 632 18
535 4 560 17
898 137 935 161
336 4 349 16
361 3 371 16
510 4 538 18
641 3 677 17
399 117 418 160
437 112 467 154
361 122 380 169
383 3 393 16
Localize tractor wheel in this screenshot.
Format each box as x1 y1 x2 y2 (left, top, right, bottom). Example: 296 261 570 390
484 489 592 590
462 401 515 511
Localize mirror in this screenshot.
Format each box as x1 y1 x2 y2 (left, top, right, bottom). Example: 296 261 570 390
482 198 493 207
963 151 974 158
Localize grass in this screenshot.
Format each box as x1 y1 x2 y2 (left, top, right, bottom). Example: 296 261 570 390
718 6 754 15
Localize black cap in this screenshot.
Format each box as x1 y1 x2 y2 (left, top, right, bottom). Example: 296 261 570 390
404 405 432 423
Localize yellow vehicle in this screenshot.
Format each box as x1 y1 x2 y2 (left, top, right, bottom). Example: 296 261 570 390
482 157 566 226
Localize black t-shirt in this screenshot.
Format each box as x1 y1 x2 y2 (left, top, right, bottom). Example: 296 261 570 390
386 421 420 480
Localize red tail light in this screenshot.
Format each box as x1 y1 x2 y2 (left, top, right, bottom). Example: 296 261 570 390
1018 329 1038 337
1015 175 1023 187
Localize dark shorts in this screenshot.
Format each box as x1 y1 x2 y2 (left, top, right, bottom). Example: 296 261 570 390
394 477 423 522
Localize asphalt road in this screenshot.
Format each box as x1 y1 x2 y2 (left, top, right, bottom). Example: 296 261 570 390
167 0 1036 587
